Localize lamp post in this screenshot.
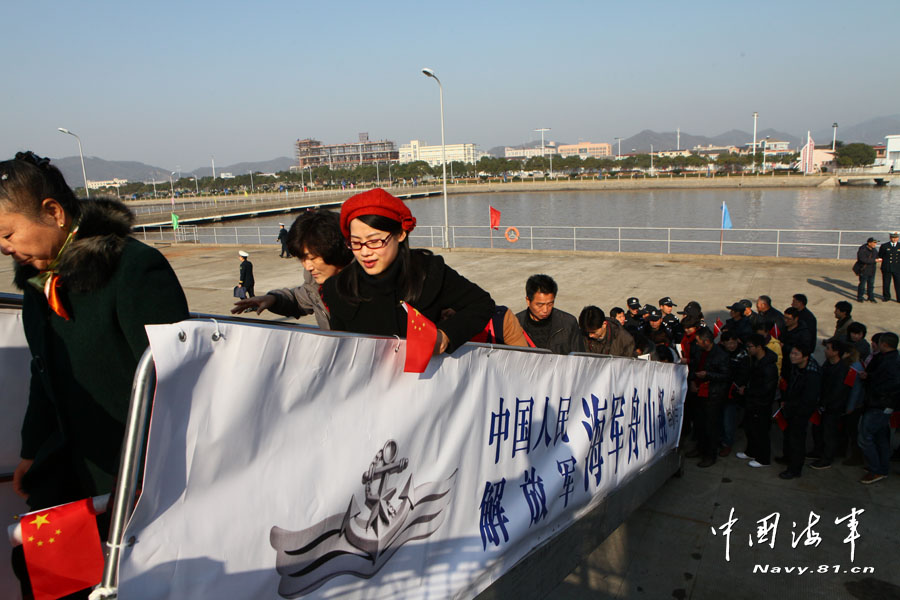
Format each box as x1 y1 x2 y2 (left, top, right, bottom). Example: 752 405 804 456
761 137 769 174
57 128 89 198
193 176 199 196
421 67 449 249
614 137 622 159
751 112 758 173
249 171 254 193
832 122 838 152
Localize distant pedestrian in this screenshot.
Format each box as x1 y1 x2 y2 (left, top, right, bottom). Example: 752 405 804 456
857 332 900 484
790 293 817 336
277 223 291 258
777 344 822 480
688 327 730 468
810 338 853 469
878 231 900 302
741 333 779 468
238 250 255 298
854 237 880 303
754 295 785 336
832 301 854 341
579 305 635 358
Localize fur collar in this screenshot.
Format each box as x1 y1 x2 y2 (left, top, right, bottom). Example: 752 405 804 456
14 198 135 293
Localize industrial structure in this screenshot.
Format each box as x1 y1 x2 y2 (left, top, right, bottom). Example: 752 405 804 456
295 133 398 170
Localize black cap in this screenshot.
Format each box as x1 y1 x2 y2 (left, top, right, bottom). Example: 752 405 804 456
739 299 753 310
659 296 676 307
647 308 662 321
726 302 745 311
681 315 701 329
677 300 703 317
867 237 879 244
627 297 641 308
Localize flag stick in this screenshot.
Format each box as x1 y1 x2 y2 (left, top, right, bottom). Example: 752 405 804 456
719 201 724 256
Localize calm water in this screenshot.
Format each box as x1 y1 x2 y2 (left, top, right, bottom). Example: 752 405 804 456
176 186 899 259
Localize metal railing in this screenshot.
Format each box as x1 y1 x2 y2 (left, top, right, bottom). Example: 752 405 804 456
135 224 889 260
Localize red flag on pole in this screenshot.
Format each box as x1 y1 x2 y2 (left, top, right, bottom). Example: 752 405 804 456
489 206 501 230
843 368 858 387
778 377 788 392
403 302 437 373
773 408 788 431
713 318 724 337
769 324 780 339
20 498 104 600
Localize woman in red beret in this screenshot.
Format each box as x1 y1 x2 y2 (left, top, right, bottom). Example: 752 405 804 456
322 188 494 355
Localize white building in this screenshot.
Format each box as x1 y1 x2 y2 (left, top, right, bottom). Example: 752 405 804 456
87 178 128 190
877 135 900 171
398 140 480 166
504 143 558 159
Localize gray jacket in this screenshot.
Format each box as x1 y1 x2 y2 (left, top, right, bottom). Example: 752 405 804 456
267 270 331 329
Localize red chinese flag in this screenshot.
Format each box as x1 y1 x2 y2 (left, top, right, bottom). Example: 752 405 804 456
891 412 900 429
489 206 501 230
21 498 104 600
843 368 858 387
404 302 437 373
769 324 780 339
778 377 788 392
713 318 724 337
773 408 788 431
808 409 822 425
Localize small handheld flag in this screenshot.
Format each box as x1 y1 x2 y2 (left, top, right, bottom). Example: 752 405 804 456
843 368 858 387
20 498 104 600
402 302 437 373
721 202 733 230
773 408 788 431
171 212 180 230
809 409 822 425
713 318 724 337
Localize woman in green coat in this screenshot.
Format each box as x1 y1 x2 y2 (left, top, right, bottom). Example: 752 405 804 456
1 152 190 510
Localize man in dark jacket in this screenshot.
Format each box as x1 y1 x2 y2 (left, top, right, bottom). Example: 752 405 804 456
741 334 779 467
791 293 817 336
579 306 635 357
753 295 785 336
858 332 900 484
777 344 822 479
238 250 255 298
780 307 814 380
832 301 854 341
517 274 583 354
659 297 685 342
719 331 751 456
879 231 900 302
855 237 880 303
811 338 853 469
688 327 730 467
722 301 753 343
623 297 643 336
276 223 291 258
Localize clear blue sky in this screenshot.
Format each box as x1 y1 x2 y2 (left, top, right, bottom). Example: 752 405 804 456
3 0 895 170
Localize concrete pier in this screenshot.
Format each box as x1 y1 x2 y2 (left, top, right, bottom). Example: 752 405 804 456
1 244 897 598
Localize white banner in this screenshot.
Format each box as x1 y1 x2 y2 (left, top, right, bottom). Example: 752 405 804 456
1 309 31 600
119 321 686 599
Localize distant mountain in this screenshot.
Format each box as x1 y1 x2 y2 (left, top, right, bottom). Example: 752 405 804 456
811 115 900 146
50 156 298 186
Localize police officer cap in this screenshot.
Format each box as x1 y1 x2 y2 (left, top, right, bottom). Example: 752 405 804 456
238 250 249 258
642 303 655 315
890 231 899 237
659 296 676 307
726 301 745 311
627 297 641 308
739 299 753 309
647 308 662 321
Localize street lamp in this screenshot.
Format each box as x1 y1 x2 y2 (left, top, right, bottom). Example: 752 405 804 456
614 137 622 159
832 122 838 152
421 67 449 249
752 112 758 173
193 176 200 196
57 127 89 198
761 137 769 174
249 170 254 193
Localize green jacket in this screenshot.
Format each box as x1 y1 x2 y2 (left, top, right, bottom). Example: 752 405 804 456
14 198 189 509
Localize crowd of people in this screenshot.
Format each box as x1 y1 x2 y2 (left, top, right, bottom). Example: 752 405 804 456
2 151 897 597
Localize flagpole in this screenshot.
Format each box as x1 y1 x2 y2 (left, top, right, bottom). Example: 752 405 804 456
719 201 724 256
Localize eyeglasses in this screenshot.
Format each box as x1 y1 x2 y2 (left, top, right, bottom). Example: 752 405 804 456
347 233 392 251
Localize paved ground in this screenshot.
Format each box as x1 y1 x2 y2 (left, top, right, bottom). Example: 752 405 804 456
2 243 898 599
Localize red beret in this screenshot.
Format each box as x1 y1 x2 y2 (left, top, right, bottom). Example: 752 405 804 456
340 188 416 239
